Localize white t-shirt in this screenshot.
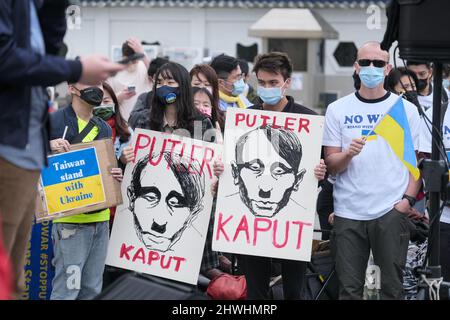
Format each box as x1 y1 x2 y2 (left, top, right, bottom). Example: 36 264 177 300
323 91 421 220
107 60 151 122
418 87 450 114
418 106 450 223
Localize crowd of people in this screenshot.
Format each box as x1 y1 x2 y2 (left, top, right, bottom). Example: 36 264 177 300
1 1 450 301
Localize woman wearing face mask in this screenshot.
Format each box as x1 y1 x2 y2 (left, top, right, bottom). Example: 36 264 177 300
136 62 214 142
386 67 422 114
97 82 134 167
190 64 225 133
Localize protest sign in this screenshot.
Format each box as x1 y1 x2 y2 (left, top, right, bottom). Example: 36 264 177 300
22 220 54 300
213 108 324 262
36 138 122 222
106 129 220 285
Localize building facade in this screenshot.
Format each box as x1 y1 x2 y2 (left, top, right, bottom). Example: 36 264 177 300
64 0 390 110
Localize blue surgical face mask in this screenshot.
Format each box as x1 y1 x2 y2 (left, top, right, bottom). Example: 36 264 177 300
231 79 246 96
443 79 450 89
257 82 286 105
359 66 385 89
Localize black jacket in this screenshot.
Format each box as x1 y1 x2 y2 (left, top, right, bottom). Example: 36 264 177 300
0 0 82 153
249 95 317 115
49 105 112 143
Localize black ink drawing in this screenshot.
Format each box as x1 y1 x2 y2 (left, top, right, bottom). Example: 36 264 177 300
230 125 306 218
127 151 205 252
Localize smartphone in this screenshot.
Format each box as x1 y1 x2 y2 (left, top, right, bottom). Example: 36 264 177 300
127 85 136 92
117 53 145 65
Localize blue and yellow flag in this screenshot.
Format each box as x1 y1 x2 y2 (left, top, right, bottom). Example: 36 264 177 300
373 97 420 180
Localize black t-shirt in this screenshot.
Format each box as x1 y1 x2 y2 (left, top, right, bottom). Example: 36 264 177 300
248 95 317 115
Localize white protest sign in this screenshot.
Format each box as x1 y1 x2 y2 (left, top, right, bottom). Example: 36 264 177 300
213 108 324 262
106 129 220 285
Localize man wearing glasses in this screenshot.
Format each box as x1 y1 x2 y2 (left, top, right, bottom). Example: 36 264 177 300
210 54 253 111
322 41 422 299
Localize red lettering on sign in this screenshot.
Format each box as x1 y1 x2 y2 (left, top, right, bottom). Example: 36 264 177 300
172 257 186 272
200 147 215 180
147 251 160 265
284 117 296 131
119 243 187 272
272 219 289 249
160 255 172 269
299 118 310 133
235 113 246 126
215 214 313 250
134 134 152 163
120 243 134 260
166 139 181 168
260 115 271 128
188 145 203 175
233 215 250 243
253 218 272 246
216 212 233 242
132 248 145 263
292 221 312 249
233 113 312 134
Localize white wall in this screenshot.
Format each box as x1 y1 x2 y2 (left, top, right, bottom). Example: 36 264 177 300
65 7 268 61
64 6 394 108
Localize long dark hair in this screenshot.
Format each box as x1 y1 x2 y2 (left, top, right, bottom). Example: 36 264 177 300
386 67 419 93
192 86 220 128
102 81 131 143
190 64 225 130
149 62 200 132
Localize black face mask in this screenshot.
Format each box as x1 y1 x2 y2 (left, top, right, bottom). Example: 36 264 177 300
403 90 422 111
156 86 179 105
416 78 429 92
75 86 104 107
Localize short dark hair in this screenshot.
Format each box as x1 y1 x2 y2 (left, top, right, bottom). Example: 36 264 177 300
238 59 249 77
121 41 135 57
210 54 239 79
253 52 293 81
148 57 170 78
235 124 302 173
406 60 432 69
386 67 419 93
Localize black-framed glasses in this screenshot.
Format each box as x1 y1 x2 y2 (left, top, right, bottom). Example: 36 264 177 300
357 59 388 68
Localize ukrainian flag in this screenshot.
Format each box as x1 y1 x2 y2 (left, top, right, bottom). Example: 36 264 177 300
374 97 420 180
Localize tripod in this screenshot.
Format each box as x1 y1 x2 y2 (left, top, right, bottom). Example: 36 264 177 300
416 62 450 300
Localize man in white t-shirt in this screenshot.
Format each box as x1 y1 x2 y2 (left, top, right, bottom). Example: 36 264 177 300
108 38 152 121
323 42 421 299
419 105 450 282
407 61 449 114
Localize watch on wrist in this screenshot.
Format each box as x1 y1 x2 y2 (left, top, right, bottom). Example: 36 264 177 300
402 194 416 207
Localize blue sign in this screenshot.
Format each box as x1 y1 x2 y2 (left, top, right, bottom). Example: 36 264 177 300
22 220 54 300
41 147 100 186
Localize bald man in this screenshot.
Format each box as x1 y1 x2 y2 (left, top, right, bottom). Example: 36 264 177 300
322 42 421 299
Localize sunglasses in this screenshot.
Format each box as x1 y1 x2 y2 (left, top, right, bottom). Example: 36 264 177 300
357 59 388 68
